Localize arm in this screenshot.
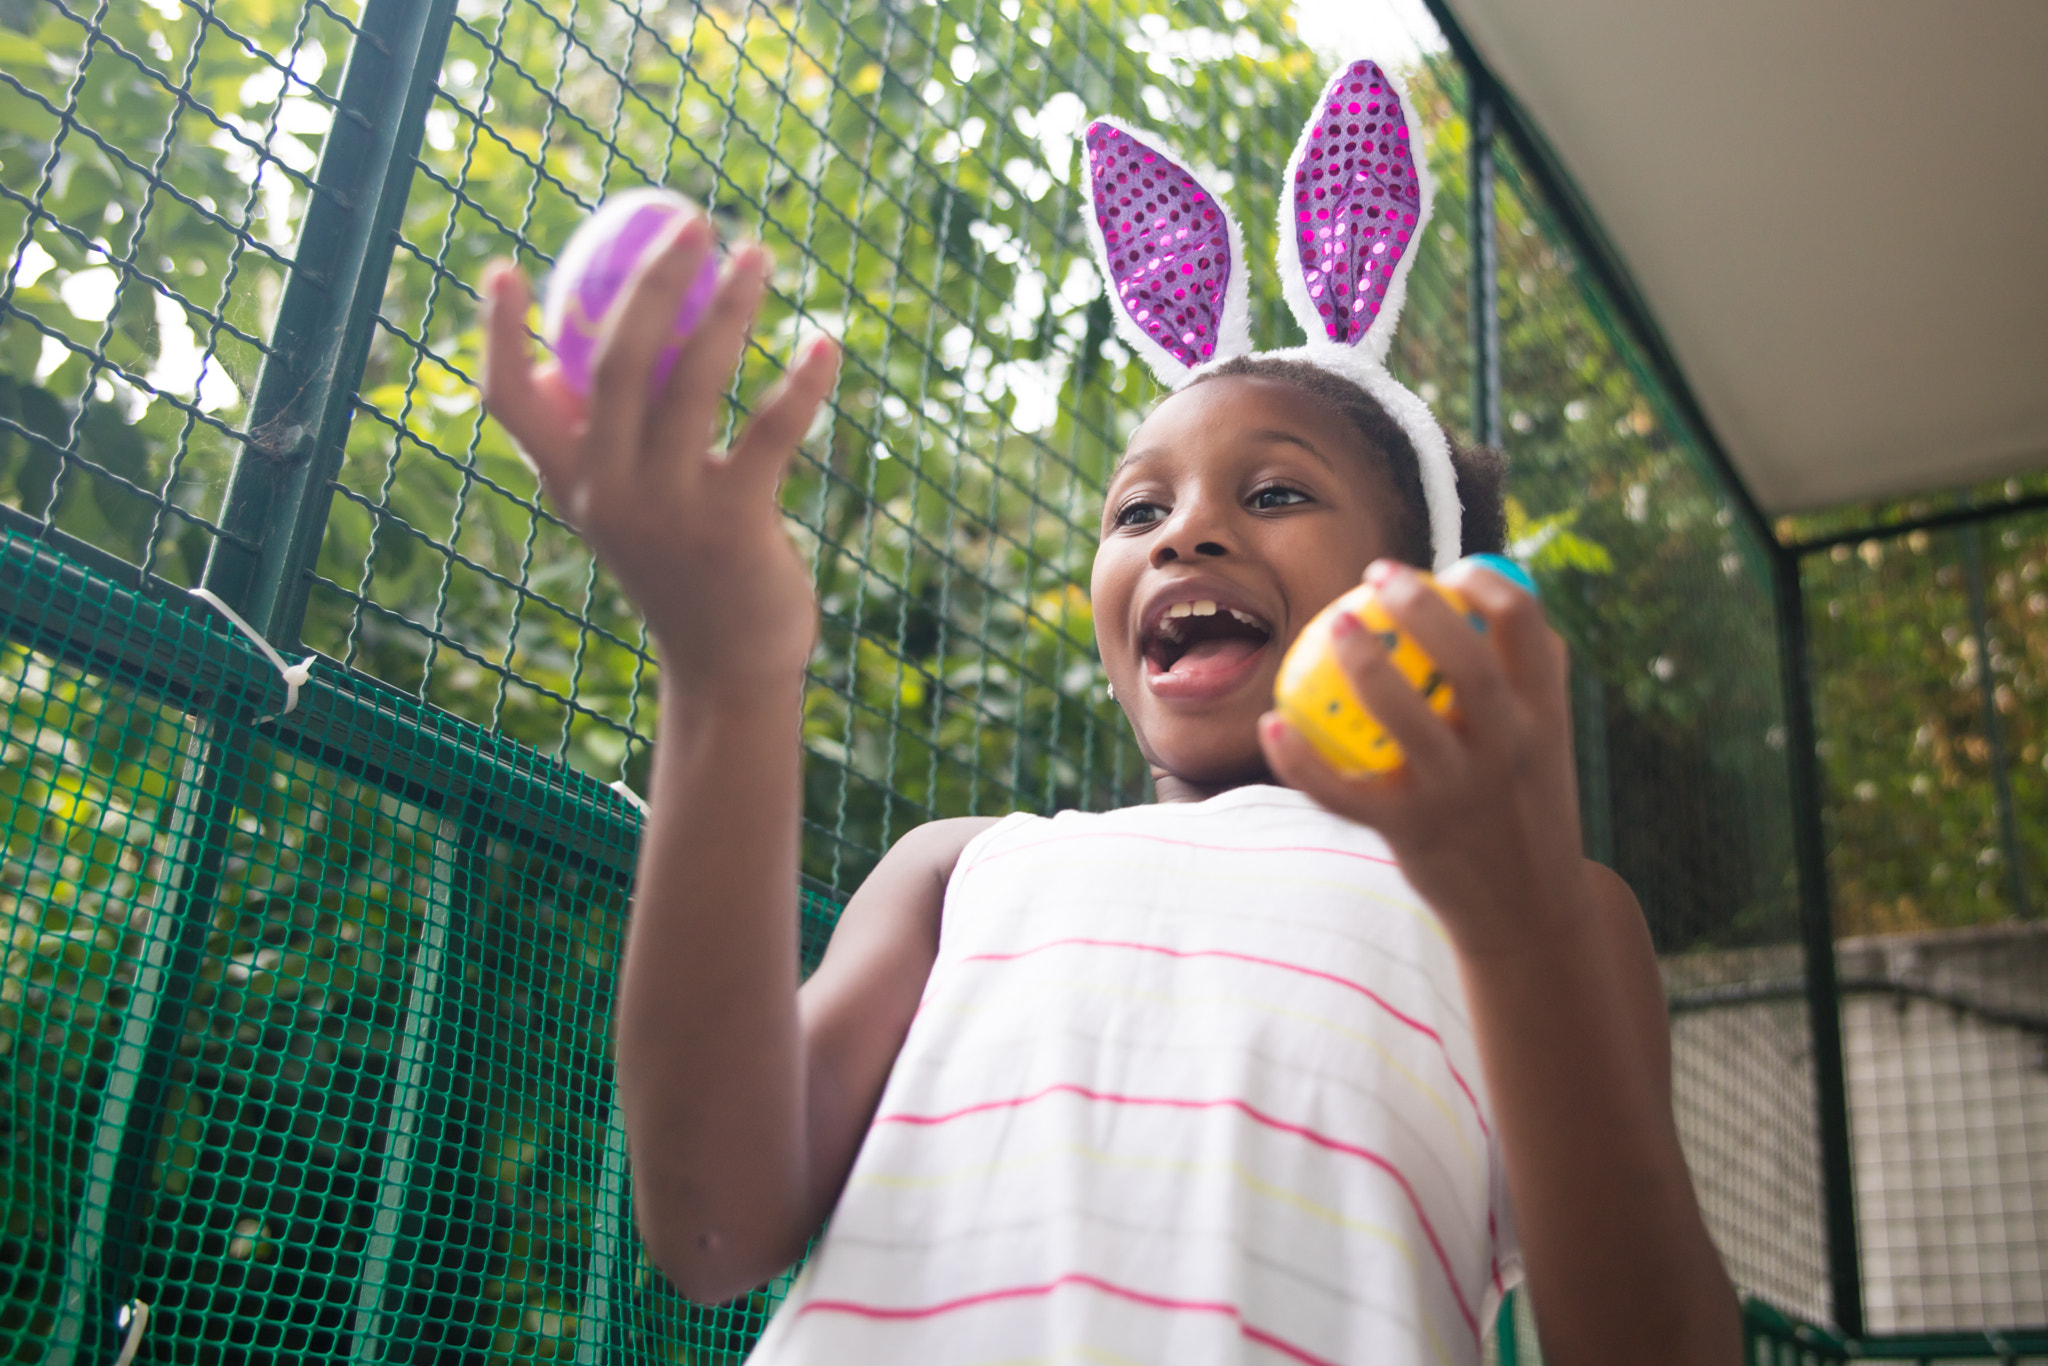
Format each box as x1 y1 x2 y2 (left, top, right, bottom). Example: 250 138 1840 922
478 217 987 1301
1262 559 1739 1366
621 707 991 1298
1455 861 1735 1360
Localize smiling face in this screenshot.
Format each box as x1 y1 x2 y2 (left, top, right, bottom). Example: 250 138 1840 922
1091 374 1405 800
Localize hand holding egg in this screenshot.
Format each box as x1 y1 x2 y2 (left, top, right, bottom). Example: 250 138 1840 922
1273 554 1538 775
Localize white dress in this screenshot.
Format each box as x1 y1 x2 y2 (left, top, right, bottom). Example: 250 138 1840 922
745 784 1520 1365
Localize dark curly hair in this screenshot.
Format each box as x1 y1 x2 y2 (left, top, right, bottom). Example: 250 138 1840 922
1183 355 1506 569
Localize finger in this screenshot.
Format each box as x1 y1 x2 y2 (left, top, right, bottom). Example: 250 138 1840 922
1326 605 1465 776
1367 560 1515 749
585 213 718 478
722 335 841 497
649 241 774 453
1438 558 1567 706
479 261 576 484
1259 713 1407 831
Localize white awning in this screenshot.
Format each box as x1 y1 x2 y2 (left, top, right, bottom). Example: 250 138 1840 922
1444 0 2048 512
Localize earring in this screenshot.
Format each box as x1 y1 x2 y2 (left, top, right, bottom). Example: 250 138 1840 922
1105 682 1116 701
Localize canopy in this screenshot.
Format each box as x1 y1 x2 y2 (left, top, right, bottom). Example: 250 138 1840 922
1443 0 2048 512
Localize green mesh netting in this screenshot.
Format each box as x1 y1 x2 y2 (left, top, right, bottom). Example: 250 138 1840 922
13 0 2039 1358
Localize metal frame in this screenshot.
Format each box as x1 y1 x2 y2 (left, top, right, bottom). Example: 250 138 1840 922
6 0 2041 1352
1428 0 2045 1346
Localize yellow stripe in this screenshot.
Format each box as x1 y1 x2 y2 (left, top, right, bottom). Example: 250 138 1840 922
961 849 1449 947
956 1347 1154 1366
918 977 1481 1178
836 1149 1460 1366
855 1138 1418 1261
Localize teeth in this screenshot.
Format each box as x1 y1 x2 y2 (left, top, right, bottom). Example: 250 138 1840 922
1154 599 1269 641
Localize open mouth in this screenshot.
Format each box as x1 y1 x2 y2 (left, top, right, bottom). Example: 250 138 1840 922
1142 598 1274 686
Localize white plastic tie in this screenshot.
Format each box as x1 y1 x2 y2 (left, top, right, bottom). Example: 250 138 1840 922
111 1299 149 1366
187 588 316 723
607 780 650 818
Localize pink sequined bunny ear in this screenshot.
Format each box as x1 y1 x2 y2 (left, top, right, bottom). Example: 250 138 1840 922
1278 59 1434 365
1081 118 1252 386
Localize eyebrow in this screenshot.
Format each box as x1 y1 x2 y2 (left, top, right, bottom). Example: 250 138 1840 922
1112 428 1335 477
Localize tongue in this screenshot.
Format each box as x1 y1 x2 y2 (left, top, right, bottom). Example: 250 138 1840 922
1165 635 1263 681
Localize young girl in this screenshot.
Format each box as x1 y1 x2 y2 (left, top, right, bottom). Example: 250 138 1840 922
479 59 1738 1366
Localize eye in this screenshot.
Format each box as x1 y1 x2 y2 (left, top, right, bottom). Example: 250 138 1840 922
1250 484 1310 510
1113 499 1164 528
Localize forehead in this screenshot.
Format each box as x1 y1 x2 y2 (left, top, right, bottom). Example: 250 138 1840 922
1112 374 1376 481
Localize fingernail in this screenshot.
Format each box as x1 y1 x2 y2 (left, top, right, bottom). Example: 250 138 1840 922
1365 559 1399 587
675 213 712 249
1261 714 1287 744
1330 609 1363 639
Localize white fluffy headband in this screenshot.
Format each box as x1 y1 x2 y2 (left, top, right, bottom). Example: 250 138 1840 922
1080 58 1463 571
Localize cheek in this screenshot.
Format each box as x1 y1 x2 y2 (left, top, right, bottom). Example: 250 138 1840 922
1089 545 1135 665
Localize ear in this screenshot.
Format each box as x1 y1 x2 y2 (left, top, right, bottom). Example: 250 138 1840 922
1278 59 1435 363
1082 118 1252 387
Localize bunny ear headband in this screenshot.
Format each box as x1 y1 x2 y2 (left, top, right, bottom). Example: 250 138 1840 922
1081 58 1462 571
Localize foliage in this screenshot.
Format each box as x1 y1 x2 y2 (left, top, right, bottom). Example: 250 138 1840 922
1803 521 2047 934
5 0 2031 1354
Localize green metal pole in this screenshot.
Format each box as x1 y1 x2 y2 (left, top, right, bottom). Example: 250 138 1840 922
1774 542 1865 1336
1468 74 1501 452
201 0 459 646
1961 524 2032 919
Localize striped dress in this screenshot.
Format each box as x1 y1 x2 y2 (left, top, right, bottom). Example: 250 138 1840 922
747 784 1520 1365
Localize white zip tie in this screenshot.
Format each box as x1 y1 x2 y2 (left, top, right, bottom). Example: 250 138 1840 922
188 588 316 723
111 1299 149 1366
607 780 650 818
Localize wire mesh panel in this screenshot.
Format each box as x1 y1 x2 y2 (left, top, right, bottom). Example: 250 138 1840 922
1804 511 2048 1335
0 0 350 586
8 0 1984 1358
0 517 741 1362
1488 142 1824 1321
300 0 1486 899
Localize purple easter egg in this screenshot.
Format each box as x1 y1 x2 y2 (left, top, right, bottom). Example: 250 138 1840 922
541 187 720 397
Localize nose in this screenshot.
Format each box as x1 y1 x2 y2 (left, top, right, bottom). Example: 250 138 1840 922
1149 493 1233 567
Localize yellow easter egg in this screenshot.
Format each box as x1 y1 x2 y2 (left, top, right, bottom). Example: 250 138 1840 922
1273 575 1467 775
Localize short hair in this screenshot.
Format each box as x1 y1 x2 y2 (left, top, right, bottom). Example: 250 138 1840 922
1183 355 1507 568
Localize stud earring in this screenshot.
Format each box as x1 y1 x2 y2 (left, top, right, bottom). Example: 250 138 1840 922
1105 682 1116 701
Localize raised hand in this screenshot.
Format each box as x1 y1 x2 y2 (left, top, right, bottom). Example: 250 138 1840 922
479 214 841 697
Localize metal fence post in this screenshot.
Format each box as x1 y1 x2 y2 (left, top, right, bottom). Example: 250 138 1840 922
1468 74 1501 453
1773 542 1865 1336
200 0 459 645
1961 524 2032 919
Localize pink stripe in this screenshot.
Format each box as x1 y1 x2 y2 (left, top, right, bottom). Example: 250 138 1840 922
962 937 1491 1145
799 1270 1343 1365
959 827 1399 878
874 1081 1479 1338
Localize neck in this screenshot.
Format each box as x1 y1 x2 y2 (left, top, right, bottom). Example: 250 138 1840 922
1149 760 1277 805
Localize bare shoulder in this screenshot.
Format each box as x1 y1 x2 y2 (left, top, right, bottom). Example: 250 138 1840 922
1582 858 1673 1090
840 816 1003 927
807 815 1004 984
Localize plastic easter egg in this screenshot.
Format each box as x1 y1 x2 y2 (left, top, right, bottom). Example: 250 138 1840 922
1272 556 1537 776
541 187 719 397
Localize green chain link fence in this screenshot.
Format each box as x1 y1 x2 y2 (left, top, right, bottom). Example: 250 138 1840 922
3 0 2040 1360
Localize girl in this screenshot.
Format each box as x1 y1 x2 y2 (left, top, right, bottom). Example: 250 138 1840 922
479 59 1738 1366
